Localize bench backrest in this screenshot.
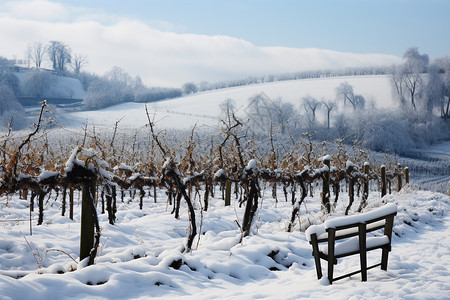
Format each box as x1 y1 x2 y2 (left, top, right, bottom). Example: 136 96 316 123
306 203 397 243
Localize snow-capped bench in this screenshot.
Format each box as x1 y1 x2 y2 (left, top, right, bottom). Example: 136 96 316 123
305 203 397 284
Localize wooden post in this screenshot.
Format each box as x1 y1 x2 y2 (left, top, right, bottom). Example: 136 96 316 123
363 163 369 199
69 187 74 220
204 182 210 211
101 189 105 214
37 191 45 225
61 187 66 216
30 192 35 212
404 167 409 185
381 165 386 198
139 188 144 210
346 178 354 215
397 163 402 192
322 157 331 213
80 178 96 261
225 180 232 206
358 162 370 212
112 185 117 219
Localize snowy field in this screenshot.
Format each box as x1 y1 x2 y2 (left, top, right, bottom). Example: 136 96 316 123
3 74 449 299
0 185 449 299
68 75 395 130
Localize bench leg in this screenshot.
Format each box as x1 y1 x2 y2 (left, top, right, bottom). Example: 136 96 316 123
327 230 336 284
310 234 323 279
360 249 367 281
381 247 389 271
327 260 334 284
313 252 323 279
358 223 367 282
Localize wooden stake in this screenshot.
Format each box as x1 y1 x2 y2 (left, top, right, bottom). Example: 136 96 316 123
381 165 386 198
80 179 96 261
225 180 232 206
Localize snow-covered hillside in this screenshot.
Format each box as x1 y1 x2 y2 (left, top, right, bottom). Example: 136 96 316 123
15 71 86 100
69 75 395 130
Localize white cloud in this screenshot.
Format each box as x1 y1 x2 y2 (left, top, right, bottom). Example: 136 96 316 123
0 1 401 87
1 0 69 21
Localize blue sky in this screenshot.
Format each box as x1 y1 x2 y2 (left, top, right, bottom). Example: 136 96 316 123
0 0 448 86
53 0 449 58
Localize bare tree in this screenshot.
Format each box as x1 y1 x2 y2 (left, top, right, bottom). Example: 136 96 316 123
47 41 71 72
303 95 321 123
27 42 46 69
391 65 407 106
335 82 365 111
322 99 336 129
72 53 88 74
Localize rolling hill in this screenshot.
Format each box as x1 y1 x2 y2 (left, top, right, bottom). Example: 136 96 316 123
68 75 395 130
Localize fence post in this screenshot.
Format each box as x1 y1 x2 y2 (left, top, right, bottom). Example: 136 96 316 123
225 179 231 206
397 163 402 192
80 178 96 261
381 165 386 198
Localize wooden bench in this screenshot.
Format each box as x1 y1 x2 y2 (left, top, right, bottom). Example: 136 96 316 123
305 203 397 284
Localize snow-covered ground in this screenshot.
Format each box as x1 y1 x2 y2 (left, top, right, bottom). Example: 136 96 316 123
68 75 395 130
0 185 449 299
3 74 448 299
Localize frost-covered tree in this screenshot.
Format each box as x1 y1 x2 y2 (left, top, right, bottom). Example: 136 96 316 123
246 93 297 135
335 82 365 111
246 92 273 129
22 70 54 98
333 113 351 141
272 98 295 134
354 109 415 153
83 67 137 109
0 70 21 97
426 65 445 115
391 47 429 110
428 56 450 119
0 83 27 129
183 82 198 95
83 79 120 109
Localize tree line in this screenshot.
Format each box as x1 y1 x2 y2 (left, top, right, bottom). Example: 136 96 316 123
235 48 449 155
1 45 449 155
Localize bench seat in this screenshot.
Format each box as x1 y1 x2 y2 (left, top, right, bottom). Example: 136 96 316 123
320 235 390 257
